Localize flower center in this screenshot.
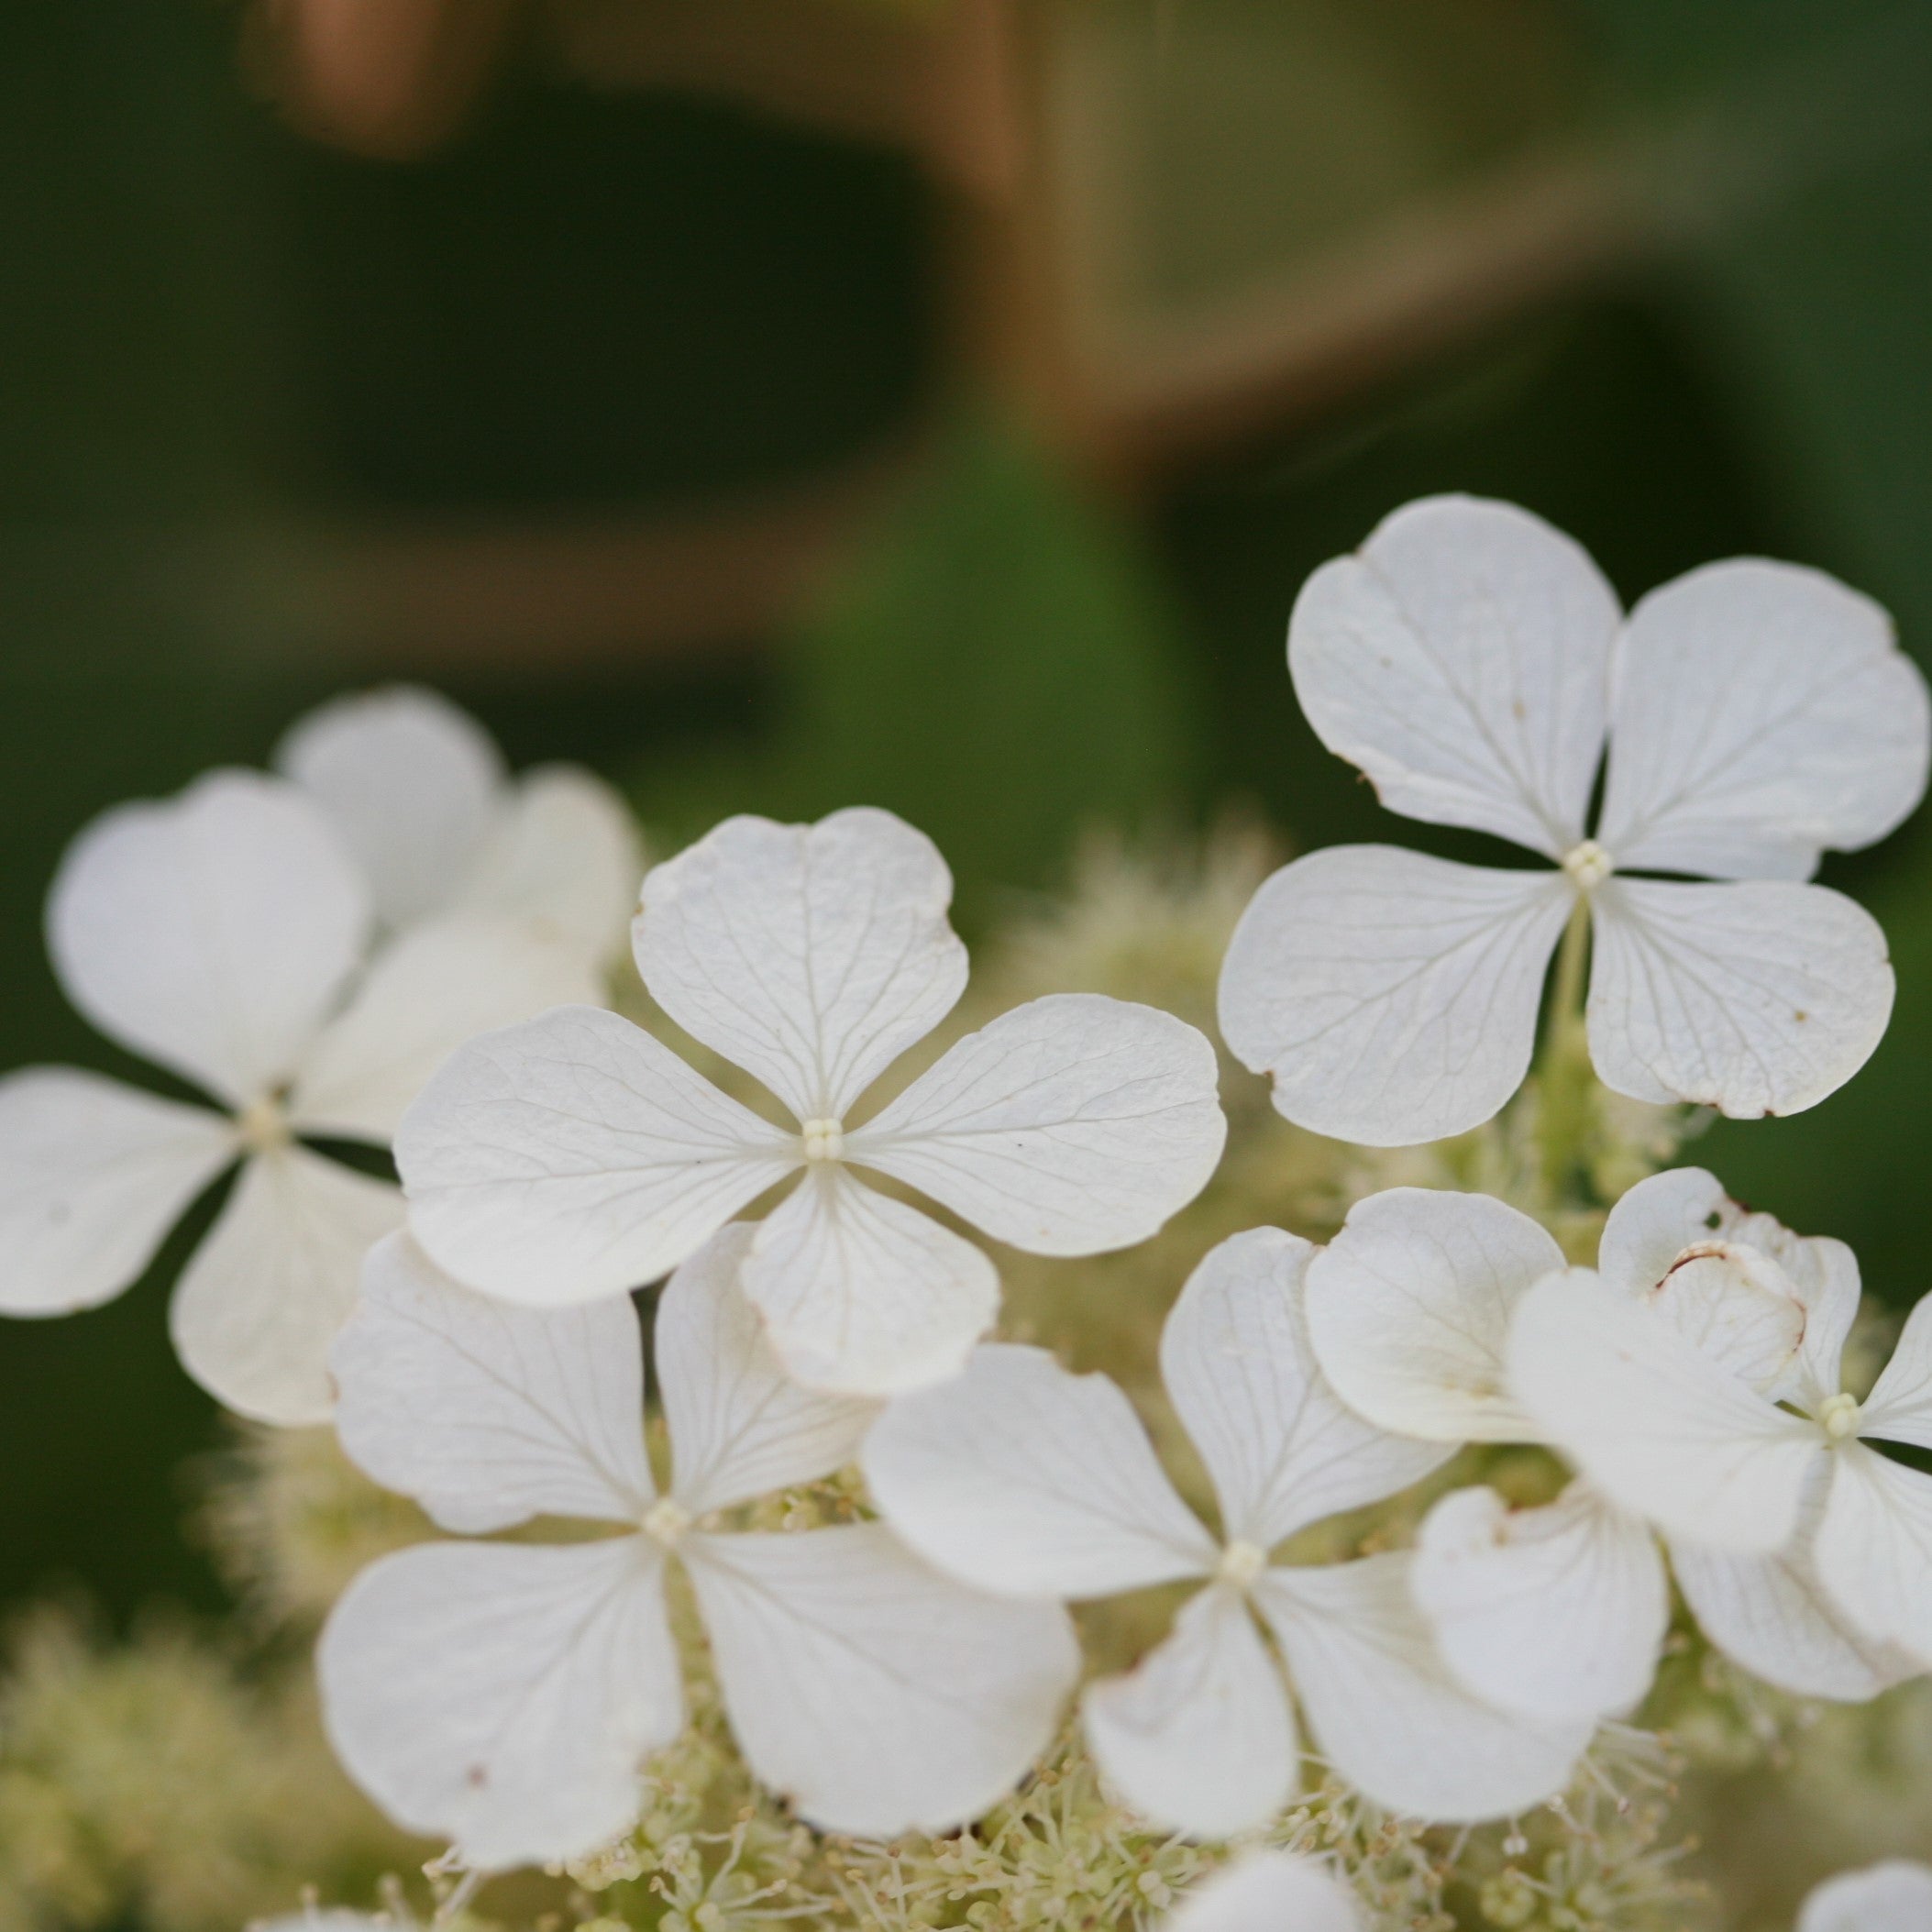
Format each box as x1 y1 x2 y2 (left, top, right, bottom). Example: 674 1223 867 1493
640 1496 690 1546
1818 1391 1863 1441
1216 1539 1267 1589
235 1094 293 1154
1561 839 1614 891
800 1117 845 1163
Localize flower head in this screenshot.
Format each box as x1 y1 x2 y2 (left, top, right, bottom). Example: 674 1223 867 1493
395 808 1228 1395
1510 1172 1932 1686
863 1226 1587 1836
317 1223 1078 1869
1219 496 1930 1143
0 768 602 1420
276 684 643 961
1302 1176 1923 1714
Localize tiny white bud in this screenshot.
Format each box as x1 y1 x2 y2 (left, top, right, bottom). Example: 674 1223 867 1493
800 1117 845 1163
1819 1391 1863 1441
1216 1539 1268 1589
641 1496 691 1546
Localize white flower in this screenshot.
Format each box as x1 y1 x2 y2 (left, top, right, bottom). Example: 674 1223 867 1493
394 808 1228 1396
0 771 602 1422
317 1224 1078 1870
1510 1172 1932 1682
1165 1852 1361 1932
1219 496 1929 1144
862 1227 1589 1835
1797 1860 1932 1932
276 684 643 960
1304 1178 1917 1712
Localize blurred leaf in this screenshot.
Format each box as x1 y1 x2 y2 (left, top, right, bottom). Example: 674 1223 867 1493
784 408 1198 916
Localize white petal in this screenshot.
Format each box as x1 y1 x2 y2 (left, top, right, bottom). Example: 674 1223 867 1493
1855 1294 1932 1454
1675 1541 1914 1701
1671 1459 1917 1702
1737 1219 1863 1411
1166 1853 1362 1932
1596 560 1930 880
846 994 1226 1254
1412 1484 1667 1722
635 809 966 1122
1163 1227 1450 1548
1219 848 1572 1146
333 1230 652 1533
1604 1176 1866 1404
171 1146 403 1425
682 1522 1079 1837
1814 1441 1932 1665
1585 878 1893 1119
862 1343 1220 1597
0 1067 233 1315
1255 1552 1589 1821
291 915 604 1143
48 771 370 1107
1507 1271 1823 1552
458 765 644 962
1798 1860 1932 1932
741 1165 998 1396
317 1536 679 1871
1639 1244 1806 1395
1595 1166 1730 1297
657 1222 878 1516
1287 496 1619 854
1083 1584 1297 1838
1305 1187 1563 1442
276 685 504 929
396 1005 796 1305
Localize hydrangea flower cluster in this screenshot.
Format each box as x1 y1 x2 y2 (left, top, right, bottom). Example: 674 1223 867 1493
3 496 1930 1932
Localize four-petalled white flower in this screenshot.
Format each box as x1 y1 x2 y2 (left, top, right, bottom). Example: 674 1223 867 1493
395 808 1228 1396
1510 1173 1932 1682
863 1227 1589 1836
1219 495 1929 1144
1306 1176 1921 1714
317 1222 1079 1870
0 770 602 1421
276 683 643 961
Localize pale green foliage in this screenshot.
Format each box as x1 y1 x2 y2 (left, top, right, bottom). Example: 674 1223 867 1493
2 825 1927 1930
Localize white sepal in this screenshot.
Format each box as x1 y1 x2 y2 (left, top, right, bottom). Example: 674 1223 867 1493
170 1146 403 1426
317 1537 680 1871
1413 1484 1667 1722
1255 1553 1590 1822
657 1223 878 1516
0 1067 233 1316
635 809 966 1124
1165 1227 1449 1549
863 1343 1220 1598
1082 1584 1298 1838
1286 495 1619 856
741 1165 999 1396
1306 1187 1562 1442
1508 1270 1824 1553
334 1231 652 1533
48 771 370 1108
396 1004 796 1304
1597 559 1929 881
681 1522 1078 1838
847 994 1226 1256
1219 846 1572 1146
1586 878 1893 1120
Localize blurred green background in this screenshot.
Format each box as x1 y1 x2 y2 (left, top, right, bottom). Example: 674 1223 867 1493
4 0 1932 1625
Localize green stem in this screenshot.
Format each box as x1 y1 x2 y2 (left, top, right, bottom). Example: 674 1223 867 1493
1537 895 1595 1203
